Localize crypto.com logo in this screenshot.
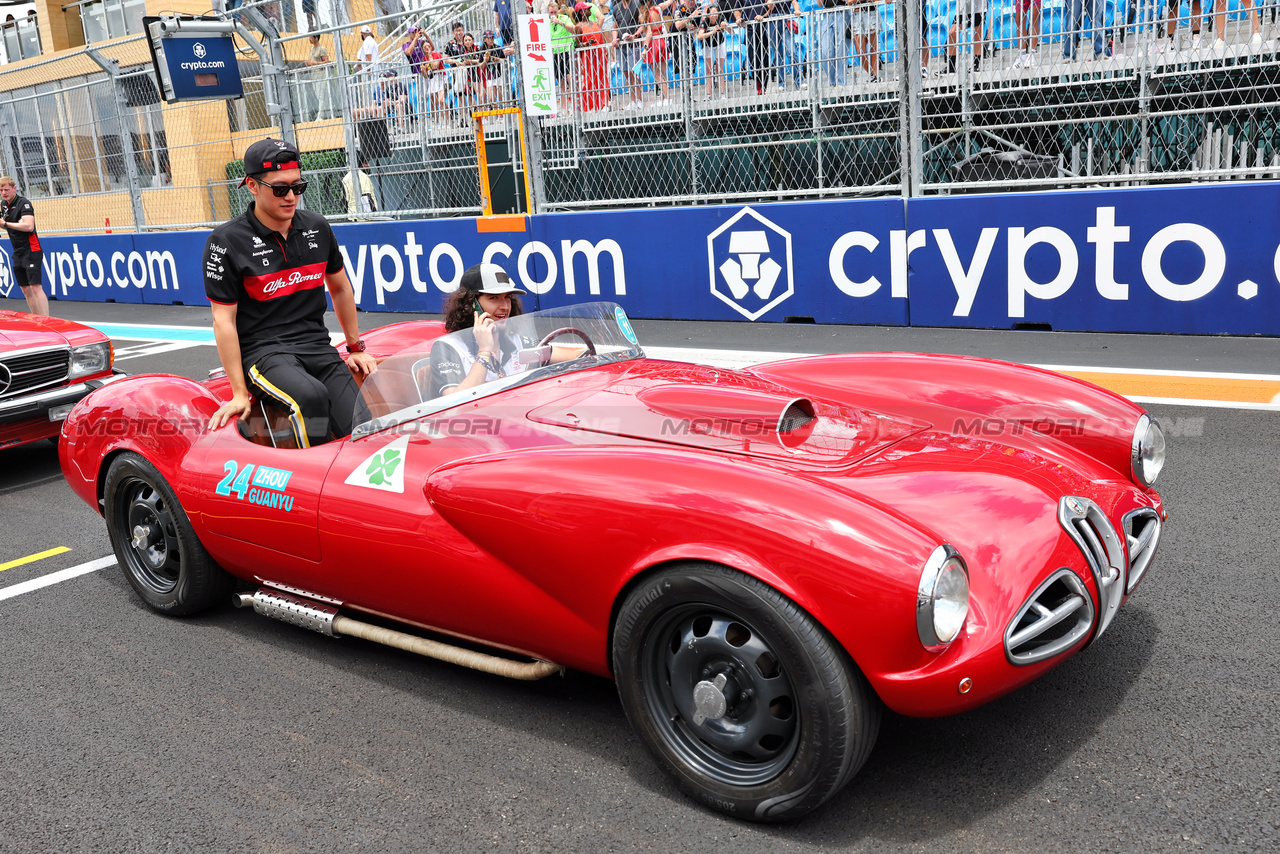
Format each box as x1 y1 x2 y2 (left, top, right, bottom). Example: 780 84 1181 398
707 207 794 321
193 42 207 59
0 245 13 298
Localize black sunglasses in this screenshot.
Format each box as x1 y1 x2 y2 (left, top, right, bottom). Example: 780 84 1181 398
256 178 309 197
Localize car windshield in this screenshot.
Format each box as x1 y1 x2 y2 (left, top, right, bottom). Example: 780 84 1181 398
352 301 644 439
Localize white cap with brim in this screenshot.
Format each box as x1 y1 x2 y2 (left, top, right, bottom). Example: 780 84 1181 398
461 263 526 295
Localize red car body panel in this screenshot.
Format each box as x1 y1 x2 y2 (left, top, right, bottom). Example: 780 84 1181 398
0 310 118 451
59 317 1164 719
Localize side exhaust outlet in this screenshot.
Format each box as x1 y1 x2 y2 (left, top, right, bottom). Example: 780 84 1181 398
234 588 562 681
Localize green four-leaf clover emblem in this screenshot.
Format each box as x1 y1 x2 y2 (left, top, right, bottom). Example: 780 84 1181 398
365 448 402 486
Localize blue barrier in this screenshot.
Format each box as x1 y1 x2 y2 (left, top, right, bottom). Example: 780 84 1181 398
6 183 1279 335
907 184 1280 335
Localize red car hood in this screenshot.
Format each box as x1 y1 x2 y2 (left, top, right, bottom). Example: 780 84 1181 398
0 310 101 350
527 360 931 469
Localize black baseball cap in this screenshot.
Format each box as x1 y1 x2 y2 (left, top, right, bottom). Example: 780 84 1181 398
240 138 301 187
460 263 525 295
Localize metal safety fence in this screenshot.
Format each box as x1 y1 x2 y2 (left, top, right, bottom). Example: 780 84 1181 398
1 0 1278 233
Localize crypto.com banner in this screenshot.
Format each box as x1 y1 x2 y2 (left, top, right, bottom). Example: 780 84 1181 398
905 183 1280 334
4 182 1279 335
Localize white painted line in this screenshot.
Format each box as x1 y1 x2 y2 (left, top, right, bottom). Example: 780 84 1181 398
1127 396 1280 412
88 321 214 330
0 555 117 603
644 346 810 367
1034 364 1280 382
113 341 208 361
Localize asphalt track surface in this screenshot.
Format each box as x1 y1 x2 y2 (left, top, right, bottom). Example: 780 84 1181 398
2 297 1277 853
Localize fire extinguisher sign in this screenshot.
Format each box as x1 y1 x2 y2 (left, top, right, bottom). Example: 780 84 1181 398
518 15 556 118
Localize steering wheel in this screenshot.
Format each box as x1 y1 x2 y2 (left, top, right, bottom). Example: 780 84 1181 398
538 327 597 357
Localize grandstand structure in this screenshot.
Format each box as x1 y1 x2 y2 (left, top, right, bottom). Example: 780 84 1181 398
0 0 1277 232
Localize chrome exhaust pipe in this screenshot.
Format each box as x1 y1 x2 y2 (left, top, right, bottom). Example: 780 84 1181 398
234 587 562 681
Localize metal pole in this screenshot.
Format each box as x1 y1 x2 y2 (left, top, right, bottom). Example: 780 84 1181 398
809 17 824 197
523 113 547 214
86 48 148 231
238 8 297 160
514 58 546 214
331 31 362 219
900 0 923 197
682 32 697 198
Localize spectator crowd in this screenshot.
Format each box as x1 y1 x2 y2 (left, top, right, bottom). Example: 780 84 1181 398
294 0 1277 124
296 0 896 124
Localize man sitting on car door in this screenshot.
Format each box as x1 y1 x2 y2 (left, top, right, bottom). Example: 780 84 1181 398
204 138 377 447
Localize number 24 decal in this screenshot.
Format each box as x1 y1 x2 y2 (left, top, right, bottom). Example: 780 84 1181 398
215 460 255 499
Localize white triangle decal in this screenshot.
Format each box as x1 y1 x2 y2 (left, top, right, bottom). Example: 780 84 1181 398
344 435 409 493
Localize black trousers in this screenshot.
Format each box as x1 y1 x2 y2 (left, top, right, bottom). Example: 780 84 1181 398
244 349 360 447
746 23 770 86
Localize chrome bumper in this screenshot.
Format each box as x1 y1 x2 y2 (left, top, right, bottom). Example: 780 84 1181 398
0 371 127 424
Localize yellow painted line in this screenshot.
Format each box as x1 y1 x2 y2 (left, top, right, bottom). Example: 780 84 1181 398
1056 371 1280 405
0 546 72 573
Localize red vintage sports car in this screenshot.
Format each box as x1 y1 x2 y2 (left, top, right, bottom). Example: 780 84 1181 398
0 309 121 451
59 302 1166 821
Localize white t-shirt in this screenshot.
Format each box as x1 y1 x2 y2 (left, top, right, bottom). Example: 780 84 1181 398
429 332 532 396
357 34 379 73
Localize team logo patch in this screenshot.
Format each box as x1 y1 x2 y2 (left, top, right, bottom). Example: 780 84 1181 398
345 435 409 493
707 207 795 321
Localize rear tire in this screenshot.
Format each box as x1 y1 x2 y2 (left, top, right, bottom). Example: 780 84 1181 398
103 452 233 615
612 563 880 822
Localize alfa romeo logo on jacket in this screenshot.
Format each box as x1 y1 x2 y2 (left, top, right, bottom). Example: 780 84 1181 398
707 207 794 321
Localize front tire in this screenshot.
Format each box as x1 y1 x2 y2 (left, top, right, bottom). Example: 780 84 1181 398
103 452 233 615
612 563 880 822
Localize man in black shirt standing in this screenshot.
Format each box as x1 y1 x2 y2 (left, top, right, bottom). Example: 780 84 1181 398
0 176 48 316
204 138 376 447
613 0 645 109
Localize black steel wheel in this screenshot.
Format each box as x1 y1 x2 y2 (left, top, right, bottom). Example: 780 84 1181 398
103 452 233 615
613 563 879 822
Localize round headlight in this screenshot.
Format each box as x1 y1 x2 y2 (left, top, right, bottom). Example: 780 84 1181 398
1131 415 1166 487
917 545 970 650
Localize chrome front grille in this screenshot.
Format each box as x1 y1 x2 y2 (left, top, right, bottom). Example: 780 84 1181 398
1059 496 1127 641
1122 508 1161 594
0 346 71 399
1005 569 1096 665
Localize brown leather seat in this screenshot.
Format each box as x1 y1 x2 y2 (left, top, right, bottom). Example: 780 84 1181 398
237 397 300 449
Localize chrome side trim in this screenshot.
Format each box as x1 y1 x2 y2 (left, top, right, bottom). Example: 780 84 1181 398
1059 496 1127 641
1122 507 1162 594
1004 568 1096 666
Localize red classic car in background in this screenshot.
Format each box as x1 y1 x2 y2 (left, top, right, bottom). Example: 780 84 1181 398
59 302 1167 821
0 309 121 451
